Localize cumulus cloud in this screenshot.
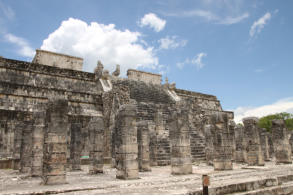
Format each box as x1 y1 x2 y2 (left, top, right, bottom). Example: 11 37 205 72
4 33 35 58
158 36 187 50
139 13 166 32
233 97 293 123
41 18 158 75
249 12 271 37
176 52 207 69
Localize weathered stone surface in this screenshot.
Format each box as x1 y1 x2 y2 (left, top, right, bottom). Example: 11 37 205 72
271 119 292 164
234 125 245 163
115 102 139 180
43 99 69 185
168 104 192 175
31 111 45 176
88 117 104 174
137 121 151 172
243 117 264 166
260 128 270 161
0 55 233 178
209 112 233 170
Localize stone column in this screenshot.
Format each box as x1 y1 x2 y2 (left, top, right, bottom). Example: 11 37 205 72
31 112 45 177
204 123 214 166
168 106 192 175
12 121 23 170
20 118 33 173
43 99 69 185
229 120 236 161
148 121 157 166
234 125 245 163
243 117 264 166
137 121 151 172
271 119 292 164
260 128 270 161
210 113 233 170
70 122 82 171
88 117 104 174
115 103 139 180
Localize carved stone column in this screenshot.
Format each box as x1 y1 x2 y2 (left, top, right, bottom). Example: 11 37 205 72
31 111 45 176
43 99 68 185
115 103 139 179
168 106 192 175
260 128 270 161
234 125 245 163
211 113 233 170
243 117 264 166
137 121 151 172
272 119 292 164
88 117 104 174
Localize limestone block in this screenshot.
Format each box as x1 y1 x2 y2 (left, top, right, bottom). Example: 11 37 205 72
115 103 139 180
43 99 69 185
137 121 151 172
209 112 233 170
243 117 264 166
168 106 192 175
272 119 292 164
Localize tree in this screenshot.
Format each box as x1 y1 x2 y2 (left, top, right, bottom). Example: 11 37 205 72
258 112 293 132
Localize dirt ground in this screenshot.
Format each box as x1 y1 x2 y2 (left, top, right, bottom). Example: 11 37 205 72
1 161 293 195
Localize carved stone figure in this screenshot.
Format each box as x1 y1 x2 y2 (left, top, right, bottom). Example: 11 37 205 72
112 64 120 77
94 60 104 80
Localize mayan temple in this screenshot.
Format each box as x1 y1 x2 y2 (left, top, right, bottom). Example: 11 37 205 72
1 49 293 194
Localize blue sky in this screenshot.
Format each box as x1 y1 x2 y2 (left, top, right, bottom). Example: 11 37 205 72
0 0 293 122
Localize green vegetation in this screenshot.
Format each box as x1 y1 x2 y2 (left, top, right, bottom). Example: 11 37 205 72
258 112 293 132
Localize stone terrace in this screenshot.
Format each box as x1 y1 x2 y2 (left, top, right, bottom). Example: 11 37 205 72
1 161 293 195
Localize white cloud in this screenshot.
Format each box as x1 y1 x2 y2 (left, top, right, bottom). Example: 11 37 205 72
176 52 207 69
249 12 271 37
0 1 15 20
158 36 187 50
41 18 158 75
139 13 166 32
233 97 293 123
4 33 35 58
193 52 207 69
217 12 249 25
164 9 249 25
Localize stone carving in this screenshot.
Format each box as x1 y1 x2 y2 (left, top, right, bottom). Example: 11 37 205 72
243 117 264 166
88 117 104 174
112 64 120 77
271 119 292 164
234 124 245 163
115 102 139 179
260 128 270 161
228 120 236 161
43 99 69 185
102 70 110 80
209 112 233 170
137 121 151 172
169 82 176 91
168 104 192 175
94 60 104 80
31 111 45 176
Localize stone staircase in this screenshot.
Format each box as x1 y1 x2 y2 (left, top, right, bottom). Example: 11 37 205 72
190 129 206 162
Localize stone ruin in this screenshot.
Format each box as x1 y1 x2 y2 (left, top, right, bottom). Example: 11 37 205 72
0 49 292 185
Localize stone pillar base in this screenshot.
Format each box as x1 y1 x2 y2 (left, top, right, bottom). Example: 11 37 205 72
214 160 233 171
171 164 192 175
43 175 67 185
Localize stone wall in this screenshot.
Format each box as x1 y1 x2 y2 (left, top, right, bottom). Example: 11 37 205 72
32 49 83 71
0 55 233 174
127 69 162 85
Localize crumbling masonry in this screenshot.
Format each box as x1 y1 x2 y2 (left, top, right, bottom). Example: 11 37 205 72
0 50 291 184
